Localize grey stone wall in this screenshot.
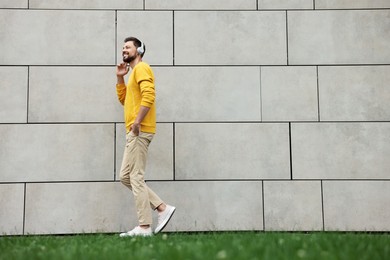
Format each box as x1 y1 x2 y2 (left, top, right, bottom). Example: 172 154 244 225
0 1 389 235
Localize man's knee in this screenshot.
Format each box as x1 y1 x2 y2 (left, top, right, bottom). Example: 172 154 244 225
129 171 145 187
120 173 131 188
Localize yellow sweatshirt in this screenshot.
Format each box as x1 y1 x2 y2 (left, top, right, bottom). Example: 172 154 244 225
116 62 156 133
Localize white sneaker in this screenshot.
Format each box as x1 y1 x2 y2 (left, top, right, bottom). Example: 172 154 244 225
119 226 152 237
155 205 176 234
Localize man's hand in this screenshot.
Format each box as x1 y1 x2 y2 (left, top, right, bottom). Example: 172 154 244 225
131 122 140 136
116 63 129 77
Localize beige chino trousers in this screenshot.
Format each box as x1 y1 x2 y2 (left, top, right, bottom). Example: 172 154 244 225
119 131 163 225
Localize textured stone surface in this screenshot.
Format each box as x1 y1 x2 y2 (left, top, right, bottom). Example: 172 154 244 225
116 123 174 181
145 0 256 10
117 11 173 65
0 184 24 235
154 66 261 122
323 181 390 231
261 66 318 121
24 182 136 234
0 10 115 65
1 1 389 235
292 123 390 179
175 11 287 65
0 0 27 8
318 66 390 121
175 123 290 180
29 67 123 122
264 181 323 231
258 0 313 9
316 0 390 9
0 67 28 123
29 0 143 9
149 181 264 231
0 124 115 182
288 10 390 65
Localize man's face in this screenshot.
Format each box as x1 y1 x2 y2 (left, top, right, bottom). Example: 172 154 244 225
122 41 138 63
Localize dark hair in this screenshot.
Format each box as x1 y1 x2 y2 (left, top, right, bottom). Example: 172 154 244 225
124 36 146 57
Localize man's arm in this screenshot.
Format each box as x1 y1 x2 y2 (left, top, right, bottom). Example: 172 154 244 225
131 64 155 135
131 106 150 136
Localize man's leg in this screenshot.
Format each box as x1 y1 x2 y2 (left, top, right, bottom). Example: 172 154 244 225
119 131 175 236
119 132 164 209
127 132 161 226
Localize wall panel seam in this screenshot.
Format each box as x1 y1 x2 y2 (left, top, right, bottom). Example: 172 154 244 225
261 180 265 230
1 65 390 67
289 122 293 180
259 66 262 121
316 66 320 122
23 183 26 235
173 123 176 181
1 121 390 126
0 180 274 184
320 180 325 231
26 66 30 123
313 8 390 11
3 8 390 12
172 63 389 67
4 180 386 184
2 64 390 67
19 8 145 11
172 11 175 66
115 10 118 65
113 123 117 181
0 8 30 10
292 179 390 181
285 11 289 65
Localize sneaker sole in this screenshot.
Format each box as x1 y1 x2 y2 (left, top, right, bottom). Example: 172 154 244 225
119 232 152 237
154 206 176 234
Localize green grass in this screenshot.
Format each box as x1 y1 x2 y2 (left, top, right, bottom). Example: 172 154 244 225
0 232 389 260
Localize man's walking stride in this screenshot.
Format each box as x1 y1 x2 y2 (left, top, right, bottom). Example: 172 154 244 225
116 37 175 237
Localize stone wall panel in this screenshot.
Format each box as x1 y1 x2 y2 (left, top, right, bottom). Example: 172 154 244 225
288 10 390 65
29 67 123 123
175 123 290 180
261 66 318 121
318 66 390 121
0 184 24 235
292 123 390 179
0 67 28 123
175 11 287 65
264 181 323 231
24 182 135 234
0 124 115 182
323 181 390 231
0 10 115 65
154 66 261 122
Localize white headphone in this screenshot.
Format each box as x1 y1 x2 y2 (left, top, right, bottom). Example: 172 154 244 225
137 41 145 55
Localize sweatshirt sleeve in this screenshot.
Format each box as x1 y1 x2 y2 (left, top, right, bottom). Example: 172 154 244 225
116 83 126 106
135 64 155 108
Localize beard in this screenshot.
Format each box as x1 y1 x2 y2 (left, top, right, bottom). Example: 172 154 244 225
123 53 136 63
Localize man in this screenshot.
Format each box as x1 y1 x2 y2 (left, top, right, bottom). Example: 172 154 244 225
116 37 175 237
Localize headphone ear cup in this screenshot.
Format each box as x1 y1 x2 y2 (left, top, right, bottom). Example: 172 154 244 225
137 42 144 55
